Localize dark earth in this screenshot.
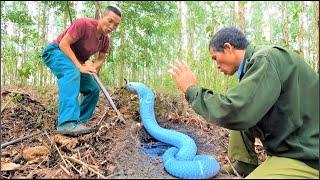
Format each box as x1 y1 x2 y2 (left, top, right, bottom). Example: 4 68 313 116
1 85 266 179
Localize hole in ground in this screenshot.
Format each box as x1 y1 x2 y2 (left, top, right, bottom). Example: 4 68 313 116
138 128 172 157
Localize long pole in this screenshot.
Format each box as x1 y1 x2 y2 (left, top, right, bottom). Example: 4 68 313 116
92 73 125 123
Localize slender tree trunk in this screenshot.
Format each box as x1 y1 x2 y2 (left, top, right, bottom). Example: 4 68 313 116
281 2 289 47
40 2 47 86
116 2 125 86
34 2 41 86
267 2 273 43
1 60 5 87
230 2 236 26
18 30 22 87
12 35 15 86
239 1 245 33
94 1 101 19
315 1 319 73
1 21 7 87
187 4 194 63
178 1 183 61
297 1 305 57
66 1 73 24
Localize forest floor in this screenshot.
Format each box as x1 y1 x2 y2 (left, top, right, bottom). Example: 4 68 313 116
1 85 266 179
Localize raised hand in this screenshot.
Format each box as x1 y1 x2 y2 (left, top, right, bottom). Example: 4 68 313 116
168 60 197 92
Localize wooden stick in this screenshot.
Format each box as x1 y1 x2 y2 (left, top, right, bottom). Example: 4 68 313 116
60 164 71 176
65 155 97 171
63 156 107 179
226 156 241 177
97 109 108 126
92 73 126 124
66 159 83 176
1 131 42 149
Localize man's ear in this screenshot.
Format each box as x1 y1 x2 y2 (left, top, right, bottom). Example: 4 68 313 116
223 43 233 53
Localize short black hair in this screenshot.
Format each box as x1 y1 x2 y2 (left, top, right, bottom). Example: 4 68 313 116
103 6 121 17
209 26 249 52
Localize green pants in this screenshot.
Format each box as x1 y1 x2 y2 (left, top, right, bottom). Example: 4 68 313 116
228 130 319 179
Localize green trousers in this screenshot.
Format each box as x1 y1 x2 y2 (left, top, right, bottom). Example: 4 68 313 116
228 130 319 179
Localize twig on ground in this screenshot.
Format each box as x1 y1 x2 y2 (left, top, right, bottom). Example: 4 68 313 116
63 156 107 179
1 131 42 149
43 130 70 175
66 159 83 176
105 172 122 179
59 164 71 176
226 156 242 178
97 109 109 126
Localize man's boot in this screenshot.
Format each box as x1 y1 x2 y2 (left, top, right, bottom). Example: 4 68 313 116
221 160 258 177
57 121 94 136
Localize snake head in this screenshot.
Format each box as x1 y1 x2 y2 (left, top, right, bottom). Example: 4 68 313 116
127 82 154 98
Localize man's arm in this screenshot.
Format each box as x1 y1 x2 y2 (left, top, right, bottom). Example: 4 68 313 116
185 57 281 130
93 52 107 73
59 33 96 74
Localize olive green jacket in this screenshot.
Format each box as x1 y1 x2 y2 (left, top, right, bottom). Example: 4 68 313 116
185 44 319 169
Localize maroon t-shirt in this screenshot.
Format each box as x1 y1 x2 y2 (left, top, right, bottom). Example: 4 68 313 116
54 18 110 63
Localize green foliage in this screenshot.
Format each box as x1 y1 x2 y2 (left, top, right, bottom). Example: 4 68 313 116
18 61 37 79
13 94 24 103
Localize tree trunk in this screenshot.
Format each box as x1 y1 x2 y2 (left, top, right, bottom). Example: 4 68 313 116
117 2 125 86
297 1 305 57
1 59 5 87
281 2 289 47
40 2 47 86
315 1 319 73
178 1 183 61
94 1 101 19
239 1 245 33
187 3 194 63
267 2 273 43
66 1 73 24
231 2 237 26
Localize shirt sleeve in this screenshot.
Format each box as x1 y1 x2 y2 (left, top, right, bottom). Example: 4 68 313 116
66 19 86 42
185 56 281 130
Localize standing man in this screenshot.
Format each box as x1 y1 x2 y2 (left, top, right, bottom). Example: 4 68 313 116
42 6 121 136
168 27 319 178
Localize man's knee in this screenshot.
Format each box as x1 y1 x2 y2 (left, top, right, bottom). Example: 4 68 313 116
92 82 100 95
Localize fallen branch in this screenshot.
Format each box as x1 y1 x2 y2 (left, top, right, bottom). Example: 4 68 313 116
60 164 71 176
1 131 42 149
97 109 109 126
66 159 83 176
63 156 107 179
226 156 242 178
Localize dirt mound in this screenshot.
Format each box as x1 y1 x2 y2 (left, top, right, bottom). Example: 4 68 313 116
1 86 265 179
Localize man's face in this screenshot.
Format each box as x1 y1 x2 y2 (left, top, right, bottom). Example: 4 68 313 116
98 11 121 37
209 46 239 76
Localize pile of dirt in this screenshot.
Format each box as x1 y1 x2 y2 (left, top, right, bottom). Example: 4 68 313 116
1 86 266 179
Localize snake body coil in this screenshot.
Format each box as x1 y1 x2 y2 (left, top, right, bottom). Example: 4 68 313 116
128 82 220 179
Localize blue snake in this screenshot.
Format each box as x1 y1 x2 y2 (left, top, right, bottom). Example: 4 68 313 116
127 82 220 179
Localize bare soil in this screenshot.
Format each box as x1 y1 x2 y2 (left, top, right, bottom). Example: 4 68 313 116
1 85 266 179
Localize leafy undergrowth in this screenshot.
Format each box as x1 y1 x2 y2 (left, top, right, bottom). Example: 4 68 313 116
1 85 266 179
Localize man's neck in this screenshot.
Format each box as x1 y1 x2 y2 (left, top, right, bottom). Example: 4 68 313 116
235 49 246 65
